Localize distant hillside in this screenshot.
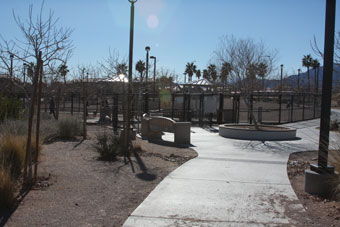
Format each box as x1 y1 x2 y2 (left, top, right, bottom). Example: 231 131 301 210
264 65 340 89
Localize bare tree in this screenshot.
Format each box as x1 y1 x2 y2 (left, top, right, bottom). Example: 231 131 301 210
213 35 277 128
312 31 340 67
0 1 73 184
0 1 73 75
100 49 127 78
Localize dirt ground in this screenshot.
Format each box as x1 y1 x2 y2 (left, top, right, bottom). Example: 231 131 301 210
0 125 197 227
288 150 340 227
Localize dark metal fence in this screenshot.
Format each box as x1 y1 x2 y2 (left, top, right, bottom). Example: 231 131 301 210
9 91 321 129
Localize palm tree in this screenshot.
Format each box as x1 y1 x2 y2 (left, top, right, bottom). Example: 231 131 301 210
184 62 197 82
135 60 146 82
302 54 313 92
196 69 201 80
208 64 218 91
311 58 320 92
202 69 209 80
257 62 268 91
220 62 232 91
116 63 127 76
58 64 69 84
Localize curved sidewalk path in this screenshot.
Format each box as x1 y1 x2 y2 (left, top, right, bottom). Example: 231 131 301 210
124 111 340 226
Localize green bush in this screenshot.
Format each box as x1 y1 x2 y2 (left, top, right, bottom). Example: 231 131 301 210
0 95 23 122
57 117 82 139
94 133 123 161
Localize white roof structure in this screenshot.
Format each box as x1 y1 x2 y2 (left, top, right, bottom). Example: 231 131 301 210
187 78 212 86
100 74 128 83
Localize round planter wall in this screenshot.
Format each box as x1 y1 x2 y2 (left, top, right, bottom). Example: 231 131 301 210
219 124 297 141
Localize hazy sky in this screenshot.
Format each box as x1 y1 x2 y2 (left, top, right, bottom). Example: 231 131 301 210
1 0 339 81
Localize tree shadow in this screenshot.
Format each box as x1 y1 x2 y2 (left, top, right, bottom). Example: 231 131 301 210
147 139 195 148
133 150 156 181
0 184 31 227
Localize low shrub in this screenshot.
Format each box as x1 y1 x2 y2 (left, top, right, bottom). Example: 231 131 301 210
0 168 16 209
0 119 27 137
94 133 123 161
0 135 26 178
57 117 82 139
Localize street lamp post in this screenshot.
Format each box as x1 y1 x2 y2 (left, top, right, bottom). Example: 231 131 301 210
315 0 336 172
125 0 137 157
150 56 156 95
145 46 150 90
297 69 301 92
10 54 14 79
280 64 283 93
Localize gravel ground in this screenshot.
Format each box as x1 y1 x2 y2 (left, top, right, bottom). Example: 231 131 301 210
2 125 197 227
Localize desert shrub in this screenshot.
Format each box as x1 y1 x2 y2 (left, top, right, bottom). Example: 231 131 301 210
94 133 123 161
0 168 16 209
0 119 27 137
0 135 26 178
0 95 23 122
57 117 82 139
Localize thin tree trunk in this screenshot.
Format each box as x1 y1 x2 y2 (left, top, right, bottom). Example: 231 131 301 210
34 58 43 182
24 51 42 184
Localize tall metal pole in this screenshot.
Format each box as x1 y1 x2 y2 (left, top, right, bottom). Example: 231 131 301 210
280 64 283 93
150 56 156 95
314 0 336 172
145 46 150 90
125 0 137 156
297 68 301 92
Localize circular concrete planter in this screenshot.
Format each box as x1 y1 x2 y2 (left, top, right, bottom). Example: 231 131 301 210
219 124 297 141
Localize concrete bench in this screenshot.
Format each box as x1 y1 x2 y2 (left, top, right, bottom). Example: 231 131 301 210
141 116 191 145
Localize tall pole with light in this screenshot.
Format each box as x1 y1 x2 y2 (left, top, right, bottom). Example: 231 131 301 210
125 0 137 156
297 68 301 92
10 54 14 79
150 56 156 95
280 64 283 93
145 46 150 90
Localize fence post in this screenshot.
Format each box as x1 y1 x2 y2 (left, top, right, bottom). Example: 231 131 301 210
258 107 262 123
290 95 294 122
278 94 282 124
78 93 81 113
199 94 204 127
218 93 224 124
313 94 316 119
144 92 149 114
302 94 305 120
187 93 191 122
171 93 175 120
182 93 186 121
112 94 118 132
249 94 253 124
71 93 74 115
237 95 240 123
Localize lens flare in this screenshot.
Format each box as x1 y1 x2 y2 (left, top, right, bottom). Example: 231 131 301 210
147 14 159 29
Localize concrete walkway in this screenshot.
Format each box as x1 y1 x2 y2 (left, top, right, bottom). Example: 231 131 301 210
124 112 340 226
